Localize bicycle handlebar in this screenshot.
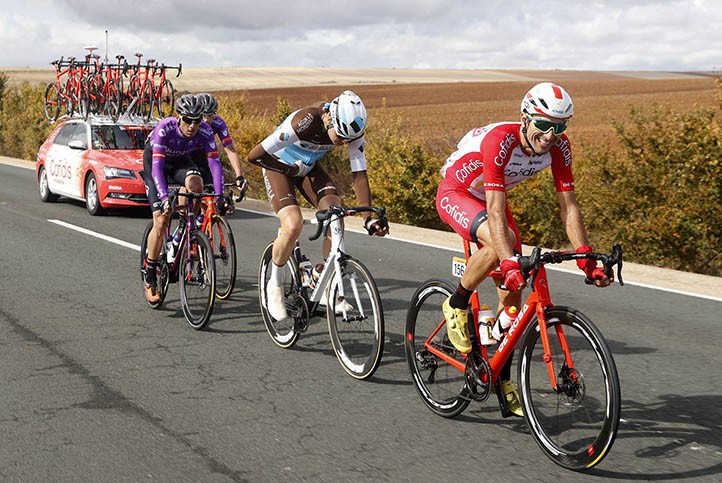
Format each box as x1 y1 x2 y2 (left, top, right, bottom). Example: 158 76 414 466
519 243 624 287
309 205 387 241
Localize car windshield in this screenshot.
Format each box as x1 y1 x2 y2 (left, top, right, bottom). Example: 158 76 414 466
91 125 152 150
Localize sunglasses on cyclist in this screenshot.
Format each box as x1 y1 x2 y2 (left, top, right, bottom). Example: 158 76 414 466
528 116 568 135
181 115 202 125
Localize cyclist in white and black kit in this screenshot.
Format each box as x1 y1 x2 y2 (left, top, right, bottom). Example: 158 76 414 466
246 90 388 321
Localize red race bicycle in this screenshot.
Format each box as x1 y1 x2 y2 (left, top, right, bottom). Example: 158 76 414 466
405 240 624 471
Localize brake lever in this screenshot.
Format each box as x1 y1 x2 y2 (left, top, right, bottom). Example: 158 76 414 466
309 210 329 241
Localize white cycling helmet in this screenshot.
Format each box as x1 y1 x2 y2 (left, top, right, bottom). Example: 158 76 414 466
328 90 367 140
521 82 574 120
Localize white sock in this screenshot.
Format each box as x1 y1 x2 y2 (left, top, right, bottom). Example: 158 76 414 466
270 262 285 285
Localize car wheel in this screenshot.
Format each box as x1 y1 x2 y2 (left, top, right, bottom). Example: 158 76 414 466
85 172 105 216
38 166 59 202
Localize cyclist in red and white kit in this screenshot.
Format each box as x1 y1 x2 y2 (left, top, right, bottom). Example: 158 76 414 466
246 90 388 321
436 82 612 416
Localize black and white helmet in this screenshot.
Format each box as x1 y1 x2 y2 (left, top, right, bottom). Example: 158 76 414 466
197 93 218 116
328 90 367 140
174 94 203 118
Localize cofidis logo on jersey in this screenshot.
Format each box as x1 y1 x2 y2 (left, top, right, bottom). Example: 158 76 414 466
439 196 470 229
494 133 516 167
555 136 572 167
455 158 483 183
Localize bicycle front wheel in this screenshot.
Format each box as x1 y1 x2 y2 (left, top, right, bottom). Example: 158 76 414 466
405 279 471 417
258 242 302 348
518 306 621 471
207 214 237 300
140 220 170 308
326 257 384 380
179 230 216 329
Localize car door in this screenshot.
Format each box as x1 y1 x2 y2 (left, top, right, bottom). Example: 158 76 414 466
45 122 87 199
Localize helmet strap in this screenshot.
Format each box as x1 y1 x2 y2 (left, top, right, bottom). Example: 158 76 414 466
521 118 540 156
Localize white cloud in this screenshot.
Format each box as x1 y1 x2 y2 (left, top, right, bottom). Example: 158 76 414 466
0 0 720 71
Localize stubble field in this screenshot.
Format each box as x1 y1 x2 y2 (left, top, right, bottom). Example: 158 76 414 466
232 74 718 153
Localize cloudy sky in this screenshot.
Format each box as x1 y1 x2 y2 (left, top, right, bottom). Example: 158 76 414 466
1 0 720 71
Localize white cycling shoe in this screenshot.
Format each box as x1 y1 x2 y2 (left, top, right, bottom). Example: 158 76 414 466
319 290 354 314
266 280 288 321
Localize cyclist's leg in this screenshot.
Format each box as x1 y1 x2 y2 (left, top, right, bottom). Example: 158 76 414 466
299 164 338 260
264 169 303 320
141 147 170 303
435 182 497 352
484 205 523 416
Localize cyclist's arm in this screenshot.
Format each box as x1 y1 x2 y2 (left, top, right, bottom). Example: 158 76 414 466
351 170 372 208
557 190 591 249
485 189 516 260
247 144 295 175
224 143 245 178
214 116 245 178
150 148 170 202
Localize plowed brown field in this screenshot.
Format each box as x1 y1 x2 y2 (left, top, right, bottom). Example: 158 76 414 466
232 76 718 151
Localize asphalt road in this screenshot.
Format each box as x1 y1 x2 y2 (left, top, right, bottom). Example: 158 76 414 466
1 162 721 482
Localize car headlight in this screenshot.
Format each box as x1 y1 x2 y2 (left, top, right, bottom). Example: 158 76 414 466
103 166 137 179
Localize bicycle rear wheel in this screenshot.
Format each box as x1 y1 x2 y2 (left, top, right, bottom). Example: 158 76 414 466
140 220 170 308
326 257 384 380
258 242 301 348
405 279 471 417
105 78 122 122
179 230 216 329
43 82 61 122
518 306 621 471
156 79 175 117
208 214 237 299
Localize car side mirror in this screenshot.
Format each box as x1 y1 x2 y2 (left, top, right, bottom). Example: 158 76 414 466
68 139 87 150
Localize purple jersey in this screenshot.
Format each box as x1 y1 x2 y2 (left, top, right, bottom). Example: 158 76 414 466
148 117 223 200
207 114 234 148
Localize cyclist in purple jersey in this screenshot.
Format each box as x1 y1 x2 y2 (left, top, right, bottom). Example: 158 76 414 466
246 90 388 322
141 94 224 305
191 93 248 213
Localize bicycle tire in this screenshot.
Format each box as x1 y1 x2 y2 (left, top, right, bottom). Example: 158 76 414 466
105 78 122 122
326 257 384 380
156 79 175 118
258 242 301 348
518 306 621 471
78 77 90 121
43 82 61 122
179 230 216 329
86 73 102 116
138 79 155 123
405 279 472 417
208 214 237 300
140 220 170 309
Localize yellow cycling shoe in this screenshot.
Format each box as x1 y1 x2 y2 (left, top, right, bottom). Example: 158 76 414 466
442 297 472 354
501 380 524 417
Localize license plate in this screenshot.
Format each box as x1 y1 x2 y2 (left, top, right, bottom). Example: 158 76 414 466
452 256 466 278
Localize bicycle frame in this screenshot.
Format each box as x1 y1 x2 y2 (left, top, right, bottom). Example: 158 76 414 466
298 214 346 306
424 239 568 390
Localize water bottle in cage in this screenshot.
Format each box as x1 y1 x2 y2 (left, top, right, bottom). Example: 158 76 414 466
478 303 496 346
166 225 183 263
299 255 313 287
